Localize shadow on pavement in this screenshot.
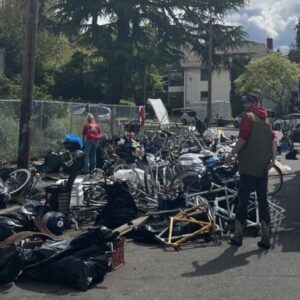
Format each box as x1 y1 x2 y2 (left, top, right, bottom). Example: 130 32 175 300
270 168 300 252
14 278 108 295
181 246 264 277
14 279 79 295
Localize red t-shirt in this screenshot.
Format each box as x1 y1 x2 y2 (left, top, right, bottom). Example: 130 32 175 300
82 121 101 141
239 107 275 140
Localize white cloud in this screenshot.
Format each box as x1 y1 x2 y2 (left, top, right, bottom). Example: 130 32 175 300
226 0 300 52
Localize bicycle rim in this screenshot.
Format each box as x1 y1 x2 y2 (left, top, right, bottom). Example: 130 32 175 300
268 165 283 196
6 169 32 196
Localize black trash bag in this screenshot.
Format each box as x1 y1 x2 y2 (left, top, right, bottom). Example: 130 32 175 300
285 149 298 160
25 251 108 291
132 221 168 243
21 200 47 216
96 181 138 228
1 212 33 230
0 168 15 182
0 245 22 284
22 227 116 291
43 151 63 173
0 215 27 241
70 226 119 250
22 227 115 268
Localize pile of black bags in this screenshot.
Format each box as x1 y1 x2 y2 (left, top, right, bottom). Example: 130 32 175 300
0 226 119 291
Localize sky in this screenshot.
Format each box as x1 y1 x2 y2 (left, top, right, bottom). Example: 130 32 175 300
226 0 300 53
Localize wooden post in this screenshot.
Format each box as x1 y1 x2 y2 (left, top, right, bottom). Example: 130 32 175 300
143 64 148 106
17 0 39 168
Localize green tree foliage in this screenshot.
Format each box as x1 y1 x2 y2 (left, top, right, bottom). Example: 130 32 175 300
53 49 106 102
179 1 247 66
295 17 300 50
234 53 300 114
34 31 74 97
48 0 247 104
1 0 248 105
230 56 250 117
0 75 21 97
36 31 74 70
0 0 25 77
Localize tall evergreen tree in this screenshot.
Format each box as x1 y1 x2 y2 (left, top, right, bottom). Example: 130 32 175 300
48 0 247 104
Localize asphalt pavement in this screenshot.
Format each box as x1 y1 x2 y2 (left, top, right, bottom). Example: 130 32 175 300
2 128 300 300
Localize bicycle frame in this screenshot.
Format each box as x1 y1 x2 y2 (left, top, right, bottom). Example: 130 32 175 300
155 204 217 249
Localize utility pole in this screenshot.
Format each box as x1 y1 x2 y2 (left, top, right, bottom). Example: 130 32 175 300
206 15 213 126
17 0 39 168
143 64 148 106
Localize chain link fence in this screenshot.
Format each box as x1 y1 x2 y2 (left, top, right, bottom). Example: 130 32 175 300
0 100 139 163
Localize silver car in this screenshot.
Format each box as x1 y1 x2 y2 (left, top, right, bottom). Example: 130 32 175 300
273 113 300 131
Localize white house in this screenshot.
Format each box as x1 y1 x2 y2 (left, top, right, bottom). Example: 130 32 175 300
169 39 273 119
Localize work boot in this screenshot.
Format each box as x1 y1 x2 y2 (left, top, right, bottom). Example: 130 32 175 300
228 219 243 247
257 221 271 249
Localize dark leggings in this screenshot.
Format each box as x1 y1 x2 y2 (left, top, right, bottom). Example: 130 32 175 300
236 173 271 225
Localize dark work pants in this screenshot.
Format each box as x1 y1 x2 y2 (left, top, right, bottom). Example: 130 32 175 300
236 173 271 225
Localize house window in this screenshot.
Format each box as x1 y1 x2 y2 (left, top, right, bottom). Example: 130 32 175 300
201 91 208 101
200 68 208 81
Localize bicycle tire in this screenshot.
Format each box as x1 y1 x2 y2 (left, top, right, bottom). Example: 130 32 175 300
268 164 283 196
5 169 32 197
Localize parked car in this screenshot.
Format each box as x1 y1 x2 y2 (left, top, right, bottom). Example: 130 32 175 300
233 112 243 128
181 109 197 125
234 109 276 128
96 105 111 122
273 113 300 131
72 104 111 122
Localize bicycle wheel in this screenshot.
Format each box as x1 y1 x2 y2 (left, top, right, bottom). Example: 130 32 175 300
268 164 283 196
5 169 32 197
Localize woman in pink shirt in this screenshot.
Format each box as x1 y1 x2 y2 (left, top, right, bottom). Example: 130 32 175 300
82 114 101 173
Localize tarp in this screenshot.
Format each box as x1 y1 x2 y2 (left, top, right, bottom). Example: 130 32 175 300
147 98 170 127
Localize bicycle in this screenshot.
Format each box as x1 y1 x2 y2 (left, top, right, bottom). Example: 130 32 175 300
3 168 33 198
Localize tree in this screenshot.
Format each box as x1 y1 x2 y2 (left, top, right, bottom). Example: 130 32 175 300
230 55 251 117
295 17 300 50
288 17 300 63
234 53 300 114
0 0 25 77
48 0 247 104
53 49 106 101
